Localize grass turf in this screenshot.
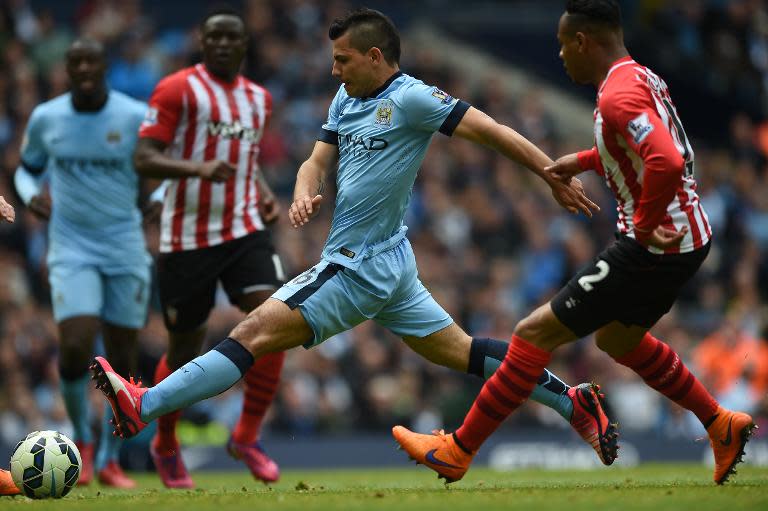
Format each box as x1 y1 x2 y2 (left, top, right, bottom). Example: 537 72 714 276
2 464 767 511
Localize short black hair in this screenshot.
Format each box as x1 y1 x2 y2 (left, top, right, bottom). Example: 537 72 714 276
200 4 245 30
328 8 400 65
565 0 622 31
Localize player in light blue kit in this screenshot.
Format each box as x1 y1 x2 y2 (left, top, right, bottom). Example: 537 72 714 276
14 39 150 488
92 9 620 466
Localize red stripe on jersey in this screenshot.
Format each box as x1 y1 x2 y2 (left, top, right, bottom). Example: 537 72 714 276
171 82 199 252
220 83 241 242
241 85 262 232
601 121 643 209
194 68 219 249
676 188 701 251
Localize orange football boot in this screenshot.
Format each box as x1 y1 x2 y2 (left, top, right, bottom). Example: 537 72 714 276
0 469 20 496
706 406 757 484
392 426 474 483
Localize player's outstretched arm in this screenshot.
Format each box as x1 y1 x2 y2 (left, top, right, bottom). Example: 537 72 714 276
0 195 15 223
289 141 336 228
452 107 599 217
133 138 235 182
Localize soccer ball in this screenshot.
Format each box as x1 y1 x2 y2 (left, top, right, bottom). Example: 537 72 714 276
9 430 81 499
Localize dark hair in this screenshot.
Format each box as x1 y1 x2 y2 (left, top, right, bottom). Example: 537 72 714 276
200 4 245 30
328 8 400 65
565 0 621 30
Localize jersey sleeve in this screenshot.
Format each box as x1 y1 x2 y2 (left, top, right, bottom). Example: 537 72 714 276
577 146 605 176
19 106 48 175
400 82 470 135
319 86 344 145
600 86 686 239
139 74 184 145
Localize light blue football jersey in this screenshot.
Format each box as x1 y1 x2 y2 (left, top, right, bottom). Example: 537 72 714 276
20 91 150 273
319 72 469 269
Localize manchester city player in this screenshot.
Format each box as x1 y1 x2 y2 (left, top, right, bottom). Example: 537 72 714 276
92 9 617 465
14 39 150 488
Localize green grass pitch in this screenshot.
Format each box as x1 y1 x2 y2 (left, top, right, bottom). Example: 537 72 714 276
3 464 767 511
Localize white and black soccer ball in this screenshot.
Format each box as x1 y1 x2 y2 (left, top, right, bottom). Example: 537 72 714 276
9 430 81 499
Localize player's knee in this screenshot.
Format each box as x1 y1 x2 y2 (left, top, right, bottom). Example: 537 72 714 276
513 315 547 345
58 341 92 377
230 309 268 353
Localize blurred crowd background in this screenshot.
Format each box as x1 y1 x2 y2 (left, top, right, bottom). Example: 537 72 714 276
0 0 767 455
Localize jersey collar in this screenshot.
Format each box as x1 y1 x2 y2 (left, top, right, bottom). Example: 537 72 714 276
598 56 636 95
361 71 403 100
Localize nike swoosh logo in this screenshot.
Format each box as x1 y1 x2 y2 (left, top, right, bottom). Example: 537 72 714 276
720 417 733 446
425 449 462 469
106 372 137 410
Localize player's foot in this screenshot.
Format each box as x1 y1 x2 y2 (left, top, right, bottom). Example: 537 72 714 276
0 469 20 496
392 426 474 483
706 406 757 484
97 461 137 489
150 438 194 489
567 382 619 465
75 442 94 485
90 356 148 439
226 436 280 483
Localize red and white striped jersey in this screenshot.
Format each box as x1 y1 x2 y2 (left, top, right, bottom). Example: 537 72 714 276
139 64 272 253
577 56 711 254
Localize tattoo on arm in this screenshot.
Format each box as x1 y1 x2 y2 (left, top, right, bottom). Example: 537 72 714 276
317 179 325 195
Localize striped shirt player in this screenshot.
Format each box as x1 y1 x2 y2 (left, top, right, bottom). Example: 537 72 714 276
141 63 271 253
576 56 710 255
551 56 713 338
132 11 287 489
138 62 285 333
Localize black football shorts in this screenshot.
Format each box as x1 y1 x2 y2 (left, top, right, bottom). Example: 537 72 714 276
551 233 710 338
157 231 284 332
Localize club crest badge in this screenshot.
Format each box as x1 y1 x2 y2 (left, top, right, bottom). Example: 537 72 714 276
374 100 394 127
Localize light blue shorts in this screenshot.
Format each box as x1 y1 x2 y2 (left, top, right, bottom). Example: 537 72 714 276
48 263 151 328
272 235 453 348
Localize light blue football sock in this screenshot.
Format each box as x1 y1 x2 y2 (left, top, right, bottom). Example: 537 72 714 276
140 338 254 422
60 373 93 444
529 369 574 421
95 403 121 471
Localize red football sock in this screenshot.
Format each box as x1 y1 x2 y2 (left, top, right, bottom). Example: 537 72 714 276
232 351 284 444
614 333 718 424
153 354 181 455
455 335 551 452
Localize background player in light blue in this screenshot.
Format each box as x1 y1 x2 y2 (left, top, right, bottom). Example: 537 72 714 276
14 39 150 488
93 8 617 466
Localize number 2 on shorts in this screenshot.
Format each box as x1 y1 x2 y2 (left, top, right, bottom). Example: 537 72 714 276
578 260 610 292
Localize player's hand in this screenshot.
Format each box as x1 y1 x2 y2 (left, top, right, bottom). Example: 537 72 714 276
549 177 600 217
198 160 236 182
141 200 163 226
638 225 688 250
0 195 15 223
29 194 52 220
259 194 280 225
545 153 582 183
289 194 323 228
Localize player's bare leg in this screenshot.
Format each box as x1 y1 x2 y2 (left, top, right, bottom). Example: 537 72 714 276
92 300 310 439
58 316 99 486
